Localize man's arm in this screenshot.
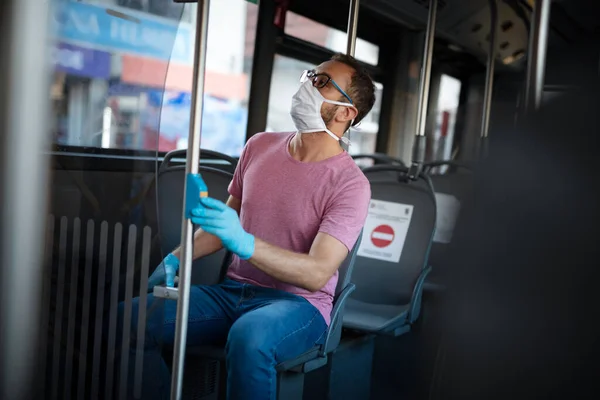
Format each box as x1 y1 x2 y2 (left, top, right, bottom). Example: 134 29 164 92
171 195 242 261
191 185 367 293
249 232 349 293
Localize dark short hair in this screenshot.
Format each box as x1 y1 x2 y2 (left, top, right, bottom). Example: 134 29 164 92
330 53 376 126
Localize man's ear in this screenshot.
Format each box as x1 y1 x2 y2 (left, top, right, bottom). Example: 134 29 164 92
337 106 358 124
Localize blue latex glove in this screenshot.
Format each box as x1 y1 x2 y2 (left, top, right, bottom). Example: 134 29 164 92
190 197 255 260
147 253 179 289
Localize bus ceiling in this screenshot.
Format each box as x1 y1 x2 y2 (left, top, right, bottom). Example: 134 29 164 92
290 0 599 71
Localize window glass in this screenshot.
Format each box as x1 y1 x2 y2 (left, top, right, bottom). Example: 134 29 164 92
429 74 462 170
267 56 314 133
285 12 379 66
267 55 381 155
52 0 257 156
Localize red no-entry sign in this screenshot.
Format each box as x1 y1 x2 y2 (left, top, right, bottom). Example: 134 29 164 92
371 225 395 248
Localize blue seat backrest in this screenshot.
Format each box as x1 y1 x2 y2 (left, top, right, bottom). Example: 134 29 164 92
334 230 362 296
323 231 362 353
350 166 436 306
157 164 233 286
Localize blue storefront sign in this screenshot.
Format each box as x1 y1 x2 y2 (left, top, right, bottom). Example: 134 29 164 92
54 1 192 64
53 42 111 79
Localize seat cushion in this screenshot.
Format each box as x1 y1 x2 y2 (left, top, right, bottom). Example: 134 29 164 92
343 298 409 333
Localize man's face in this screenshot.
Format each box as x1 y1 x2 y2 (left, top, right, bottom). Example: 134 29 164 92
313 60 354 124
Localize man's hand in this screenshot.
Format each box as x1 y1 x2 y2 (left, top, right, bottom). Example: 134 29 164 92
147 253 179 290
190 197 255 260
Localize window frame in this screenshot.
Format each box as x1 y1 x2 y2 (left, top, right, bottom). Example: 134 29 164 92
283 10 381 67
275 34 384 83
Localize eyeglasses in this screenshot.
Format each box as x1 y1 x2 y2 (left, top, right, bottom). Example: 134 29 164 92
300 69 353 105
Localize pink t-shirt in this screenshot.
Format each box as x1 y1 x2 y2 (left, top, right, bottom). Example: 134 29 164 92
226 132 371 325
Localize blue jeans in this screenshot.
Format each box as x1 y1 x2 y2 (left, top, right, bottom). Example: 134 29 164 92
115 278 327 400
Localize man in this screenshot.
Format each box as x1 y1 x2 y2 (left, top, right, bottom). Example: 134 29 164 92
118 53 375 399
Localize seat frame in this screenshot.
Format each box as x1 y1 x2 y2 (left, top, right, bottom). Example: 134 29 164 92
422 159 473 175
351 153 406 167
159 148 238 174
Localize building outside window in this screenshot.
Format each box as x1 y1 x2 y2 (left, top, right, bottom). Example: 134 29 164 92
51 0 256 156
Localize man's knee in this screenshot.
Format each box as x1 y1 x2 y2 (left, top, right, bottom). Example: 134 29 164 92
225 317 274 361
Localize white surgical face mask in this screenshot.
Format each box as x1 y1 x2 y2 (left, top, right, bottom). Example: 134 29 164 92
290 80 354 145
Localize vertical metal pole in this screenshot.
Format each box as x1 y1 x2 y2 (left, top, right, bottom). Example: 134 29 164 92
342 0 360 150
170 1 210 399
409 0 437 177
524 0 551 113
414 0 438 139
481 0 498 139
480 0 498 159
0 0 52 399
346 0 360 56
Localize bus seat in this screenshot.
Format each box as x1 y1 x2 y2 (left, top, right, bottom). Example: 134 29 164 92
160 148 238 174
156 149 235 286
181 232 363 400
342 165 436 337
351 153 406 169
422 160 473 287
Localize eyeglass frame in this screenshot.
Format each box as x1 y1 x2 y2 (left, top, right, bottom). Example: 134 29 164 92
300 69 354 105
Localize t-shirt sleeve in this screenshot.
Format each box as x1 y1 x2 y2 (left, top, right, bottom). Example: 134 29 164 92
318 177 371 252
227 135 255 199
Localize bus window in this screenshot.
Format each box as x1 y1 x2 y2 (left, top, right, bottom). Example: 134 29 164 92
285 11 380 66
431 75 462 165
267 55 314 133
51 0 258 157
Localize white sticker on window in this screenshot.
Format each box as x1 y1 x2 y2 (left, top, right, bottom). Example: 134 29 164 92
433 192 461 244
357 199 414 263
